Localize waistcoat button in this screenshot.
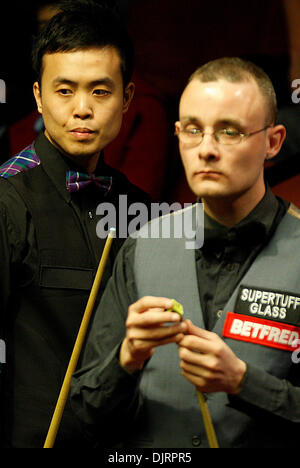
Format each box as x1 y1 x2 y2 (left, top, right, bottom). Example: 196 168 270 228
192 435 202 447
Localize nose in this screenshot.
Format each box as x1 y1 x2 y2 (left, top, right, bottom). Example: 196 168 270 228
197 133 220 161
73 93 93 119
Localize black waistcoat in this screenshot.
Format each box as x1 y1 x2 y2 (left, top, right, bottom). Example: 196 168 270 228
2 159 109 448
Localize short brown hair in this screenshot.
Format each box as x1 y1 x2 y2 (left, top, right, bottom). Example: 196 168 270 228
188 57 277 124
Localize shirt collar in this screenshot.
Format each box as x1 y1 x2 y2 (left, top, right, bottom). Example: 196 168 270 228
201 186 281 249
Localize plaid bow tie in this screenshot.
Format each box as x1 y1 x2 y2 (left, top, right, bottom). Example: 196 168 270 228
66 170 112 194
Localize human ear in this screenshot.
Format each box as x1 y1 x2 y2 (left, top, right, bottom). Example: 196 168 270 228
33 82 43 114
265 124 286 160
122 82 135 114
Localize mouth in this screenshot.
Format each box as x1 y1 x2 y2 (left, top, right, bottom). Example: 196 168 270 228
70 128 96 139
195 170 221 176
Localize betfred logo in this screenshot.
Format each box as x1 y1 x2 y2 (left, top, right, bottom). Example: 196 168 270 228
223 312 300 352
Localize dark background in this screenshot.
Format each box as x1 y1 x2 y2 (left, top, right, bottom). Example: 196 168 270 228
0 0 292 125
0 0 299 204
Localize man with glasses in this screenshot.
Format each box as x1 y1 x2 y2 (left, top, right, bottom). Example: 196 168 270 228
71 58 300 448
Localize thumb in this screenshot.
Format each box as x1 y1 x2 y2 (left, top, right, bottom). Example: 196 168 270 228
185 319 210 339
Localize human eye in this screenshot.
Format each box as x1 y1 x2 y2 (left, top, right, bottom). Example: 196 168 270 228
57 88 72 96
220 128 241 137
183 125 202 136
217 127 243 145
93 88 111 97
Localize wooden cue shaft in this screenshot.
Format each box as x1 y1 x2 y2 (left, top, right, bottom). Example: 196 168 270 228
196 390 219 448
43 228 115 448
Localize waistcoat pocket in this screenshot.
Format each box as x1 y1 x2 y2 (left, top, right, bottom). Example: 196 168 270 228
39 265 94 290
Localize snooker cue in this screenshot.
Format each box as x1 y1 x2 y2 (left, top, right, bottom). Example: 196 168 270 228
196 390 219 448
43 228 115 448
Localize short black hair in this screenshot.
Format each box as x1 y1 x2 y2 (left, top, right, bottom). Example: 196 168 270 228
32 0 134 87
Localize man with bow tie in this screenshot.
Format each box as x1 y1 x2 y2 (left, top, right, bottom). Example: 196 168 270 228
0 2 150 448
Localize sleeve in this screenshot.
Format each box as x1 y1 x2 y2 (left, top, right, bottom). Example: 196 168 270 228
70 236 142 446
0 185 29 374
0 187 27 320
0 204 10 377
0 204 12 318
228 362 300 425
0 182 35 304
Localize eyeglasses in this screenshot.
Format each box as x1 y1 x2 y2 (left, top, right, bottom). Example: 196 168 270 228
174 124 271 147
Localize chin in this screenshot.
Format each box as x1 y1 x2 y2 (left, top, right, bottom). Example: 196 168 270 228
190 182 226 199
63 142 100 158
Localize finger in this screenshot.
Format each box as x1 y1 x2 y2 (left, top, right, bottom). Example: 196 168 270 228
127 309 182 329
178 344 214 366
179 348 220 375
128 322 186 342
129 296 174 315
179 334 217 355
180 368 214 393
185 320 217 341
180 360 216 380
130 332 186 354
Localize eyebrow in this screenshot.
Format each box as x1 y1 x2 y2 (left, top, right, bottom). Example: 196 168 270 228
180 117 200 124
180 116 245 129
52 77 115 89
217 118 245 129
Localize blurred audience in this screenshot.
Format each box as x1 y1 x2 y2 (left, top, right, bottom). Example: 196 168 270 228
3 0 300 204
7 0 170 201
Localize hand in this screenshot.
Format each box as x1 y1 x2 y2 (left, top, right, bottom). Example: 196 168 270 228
120 296 187 373
178 320 246 394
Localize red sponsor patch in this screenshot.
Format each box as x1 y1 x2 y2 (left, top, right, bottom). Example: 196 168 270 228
223 312 300 352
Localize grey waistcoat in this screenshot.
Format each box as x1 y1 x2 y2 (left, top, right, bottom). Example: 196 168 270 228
131 205 300 448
